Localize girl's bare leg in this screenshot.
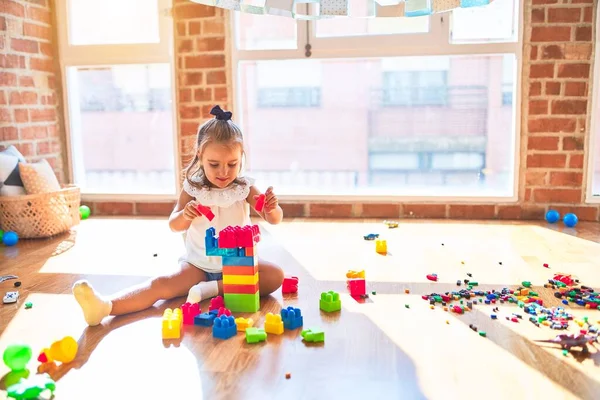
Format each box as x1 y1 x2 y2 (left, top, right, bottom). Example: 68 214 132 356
257 258 284 296
73 262 205 326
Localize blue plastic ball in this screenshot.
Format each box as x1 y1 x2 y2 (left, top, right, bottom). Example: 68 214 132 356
2 231 18 246
563 213 578 228
545 209 560 223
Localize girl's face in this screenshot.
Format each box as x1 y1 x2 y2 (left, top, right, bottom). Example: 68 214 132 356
200 142 242 189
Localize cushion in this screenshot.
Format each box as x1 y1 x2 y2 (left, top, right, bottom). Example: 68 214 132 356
18 159 61 194
0 146 26 196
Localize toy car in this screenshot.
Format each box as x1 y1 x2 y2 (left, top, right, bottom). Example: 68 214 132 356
363 233 379 240
3 291 19 304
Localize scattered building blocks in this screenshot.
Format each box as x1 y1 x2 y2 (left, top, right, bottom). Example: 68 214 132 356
346 270 365 279
223 283 260 294
383 220 398 228
281 306 303 330
162 308 182 339
6 373 56 400
254 193 266 212
246 327 267 344
375 239 387 255
347 279 366 297
235 317 254 331
427 274 438 282
264 312 284 335
181 302 201 325
213 315 237 340
195 204 215 221
282 276 299 294
217 307 232 317
209 295 224 311
222 256 257 266
224 292 260 313
194 312 216 327
301 328 325 343
37 336 78 364
320 291 341 312
363 233 379 240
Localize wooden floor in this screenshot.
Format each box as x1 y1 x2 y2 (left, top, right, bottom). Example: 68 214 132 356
1 217 600 400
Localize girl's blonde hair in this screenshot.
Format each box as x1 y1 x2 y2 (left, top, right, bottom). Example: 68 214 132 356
184 105 246 190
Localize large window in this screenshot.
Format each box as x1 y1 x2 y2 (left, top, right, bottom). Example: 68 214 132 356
232 0 521 199
589 6 600 201
56 0 177 196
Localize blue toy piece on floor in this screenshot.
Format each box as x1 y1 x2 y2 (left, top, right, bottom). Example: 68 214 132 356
213 315 237 340
281 306 303 330
545 210 560 224
563 213 578 228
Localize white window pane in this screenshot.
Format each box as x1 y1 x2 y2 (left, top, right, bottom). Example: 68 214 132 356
67 64 176 195
451 0 518 44
68 0 160 45
594 70 600 197
237 54 517 197
235 12 297 50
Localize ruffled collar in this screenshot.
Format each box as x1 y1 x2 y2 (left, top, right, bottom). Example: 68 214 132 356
183 176 255 208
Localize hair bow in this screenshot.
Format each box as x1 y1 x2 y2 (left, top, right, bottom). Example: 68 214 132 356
210 105 232 121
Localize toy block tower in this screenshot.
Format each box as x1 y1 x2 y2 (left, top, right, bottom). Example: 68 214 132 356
205 225 261 313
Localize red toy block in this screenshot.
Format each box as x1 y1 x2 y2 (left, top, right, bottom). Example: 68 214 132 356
347 279 366 297
255 194 265 212
195 204 215 221
217 225 261 249
181 302 201 325
426 274 438 282
223 283 260 294
245 246 255 256
222 265 258 276
209 295 224 311
217 307 232 317
282 276 299 294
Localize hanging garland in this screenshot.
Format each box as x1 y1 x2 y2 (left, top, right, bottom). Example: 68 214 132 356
191 0 495 19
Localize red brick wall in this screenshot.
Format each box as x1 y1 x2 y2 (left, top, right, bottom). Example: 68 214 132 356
0 0 66 182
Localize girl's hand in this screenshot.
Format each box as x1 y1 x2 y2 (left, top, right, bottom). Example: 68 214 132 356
262 186 278 214
183 200 202 221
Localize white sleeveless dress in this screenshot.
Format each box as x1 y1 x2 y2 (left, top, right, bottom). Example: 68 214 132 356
179 176 254 273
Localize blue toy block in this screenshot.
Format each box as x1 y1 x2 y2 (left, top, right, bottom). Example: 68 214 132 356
222 256 257 266
205 228 238 257
461 0 490 7
194 312 216 327
209 308 219 316
405 0 432 17
213 314 237 340
281 306 303 330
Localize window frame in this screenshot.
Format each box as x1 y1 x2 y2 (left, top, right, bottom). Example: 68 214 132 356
586 4 600 203
55 0 180 201
232 1 524 203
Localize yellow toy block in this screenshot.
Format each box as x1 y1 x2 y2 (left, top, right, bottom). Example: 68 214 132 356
162 308 182 339
346 270 365 279
264 312 284 335
375 239 387 255
235 317 254 331
223 273 259 285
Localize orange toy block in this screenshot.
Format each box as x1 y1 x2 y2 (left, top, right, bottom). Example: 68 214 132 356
346 270 365 279
222 265 259 276
235 317 254 331
245 246 255 256
162 308 182 339
264 312 284 335
223 283 260 294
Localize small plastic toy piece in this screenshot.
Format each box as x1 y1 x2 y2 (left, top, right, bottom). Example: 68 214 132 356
6 373 55 400
347 279 366 297
24 302 32 309
375 239 387 255
346 270 365 279
245 327 267 344
285 373 291 379
320 291 341 312
37 336 78 364
235 317 254 331
282 276 299 294
264 312 284 335
194 312 216 327
545 209 560 223
0 275 18 284
213 315 237 340
3 344 32 372
217 307 232 317
195 203 215 221
162 308 182 339
3 291 19 304
254 193 266 212
281 306 303 330
301 328 324 343
426 274 438 282
209 296 224 311
363 233 379 240
563 213 578 227
383 220 398 228
181 302 201 325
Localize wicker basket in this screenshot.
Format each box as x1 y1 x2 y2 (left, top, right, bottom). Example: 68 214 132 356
0 185 81 239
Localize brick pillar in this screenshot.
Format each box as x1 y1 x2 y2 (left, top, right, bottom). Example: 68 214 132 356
172 0 230 175
0 0 66 182
523 0 598 220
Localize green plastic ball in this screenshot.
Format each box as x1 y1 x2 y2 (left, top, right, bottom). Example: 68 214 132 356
3 344 32 372
79 205 91 220
0 229 4 241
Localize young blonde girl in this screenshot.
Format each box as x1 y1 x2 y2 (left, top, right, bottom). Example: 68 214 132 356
73 105 285 326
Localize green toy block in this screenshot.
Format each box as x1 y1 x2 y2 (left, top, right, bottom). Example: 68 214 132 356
224 292 260 313
245 327 267 344
301 328 324 343
319 291 341 312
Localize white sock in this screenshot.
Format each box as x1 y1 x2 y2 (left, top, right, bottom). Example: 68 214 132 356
187 281 219 304
72 280 113 326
